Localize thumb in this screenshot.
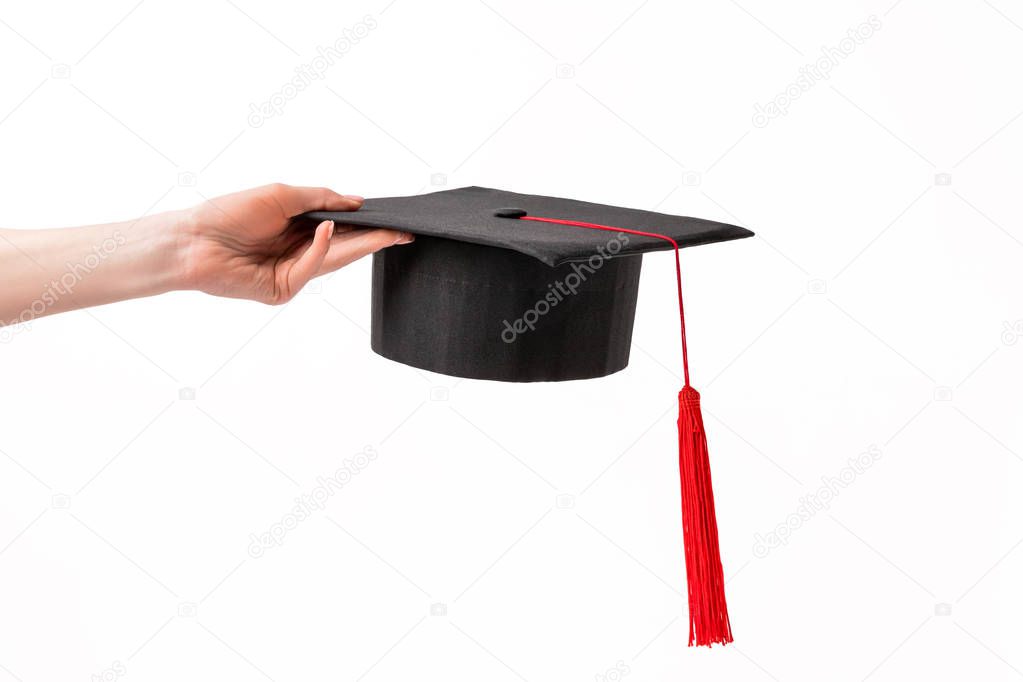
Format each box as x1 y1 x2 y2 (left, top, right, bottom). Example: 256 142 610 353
281 220 334 300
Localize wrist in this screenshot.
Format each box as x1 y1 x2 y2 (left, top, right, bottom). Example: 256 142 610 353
130 209 198 295
162 208 202 292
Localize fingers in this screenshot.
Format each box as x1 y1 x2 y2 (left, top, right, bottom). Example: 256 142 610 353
265 183 364 217
283 220 335 298
317 228 415 276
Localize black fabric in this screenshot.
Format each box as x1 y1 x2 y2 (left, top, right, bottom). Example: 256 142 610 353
301 186 753 382
372 235 641 382
305 186 753 266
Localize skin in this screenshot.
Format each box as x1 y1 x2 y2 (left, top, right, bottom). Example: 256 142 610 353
0 183 414 326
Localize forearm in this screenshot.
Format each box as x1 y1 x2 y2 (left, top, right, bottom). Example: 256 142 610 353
1 184 403 326
0 211 188 325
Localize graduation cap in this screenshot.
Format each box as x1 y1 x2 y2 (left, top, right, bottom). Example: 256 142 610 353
305 186 753 646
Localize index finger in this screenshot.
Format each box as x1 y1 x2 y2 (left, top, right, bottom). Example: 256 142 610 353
268 184 364 217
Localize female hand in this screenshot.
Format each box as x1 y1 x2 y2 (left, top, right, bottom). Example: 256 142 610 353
180 183 413 304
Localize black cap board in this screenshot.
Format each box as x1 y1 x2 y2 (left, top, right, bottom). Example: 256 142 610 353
308 185 752 267
305 186 753 383
304 185 753 648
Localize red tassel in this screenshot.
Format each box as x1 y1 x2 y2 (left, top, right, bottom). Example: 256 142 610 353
678 385 732 647
514 213 734 647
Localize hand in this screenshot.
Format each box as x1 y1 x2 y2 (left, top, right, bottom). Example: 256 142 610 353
179 183 413 304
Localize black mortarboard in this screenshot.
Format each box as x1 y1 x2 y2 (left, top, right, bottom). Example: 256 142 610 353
306 186 751 383
305 186 753 647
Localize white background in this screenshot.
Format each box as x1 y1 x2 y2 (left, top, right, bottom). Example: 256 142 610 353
1 1 1021 680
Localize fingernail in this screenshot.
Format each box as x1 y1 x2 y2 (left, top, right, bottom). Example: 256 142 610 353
325 220 335 239
345 194 364 202
394 232 415 245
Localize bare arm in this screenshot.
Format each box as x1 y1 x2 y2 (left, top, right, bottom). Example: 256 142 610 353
0 184 413 326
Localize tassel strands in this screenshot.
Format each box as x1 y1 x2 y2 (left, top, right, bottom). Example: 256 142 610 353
679 385 732 646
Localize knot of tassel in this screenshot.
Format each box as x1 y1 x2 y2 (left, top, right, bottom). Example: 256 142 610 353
678 385 732 647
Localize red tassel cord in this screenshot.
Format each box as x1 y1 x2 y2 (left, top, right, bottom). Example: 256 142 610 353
519 215 733 647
